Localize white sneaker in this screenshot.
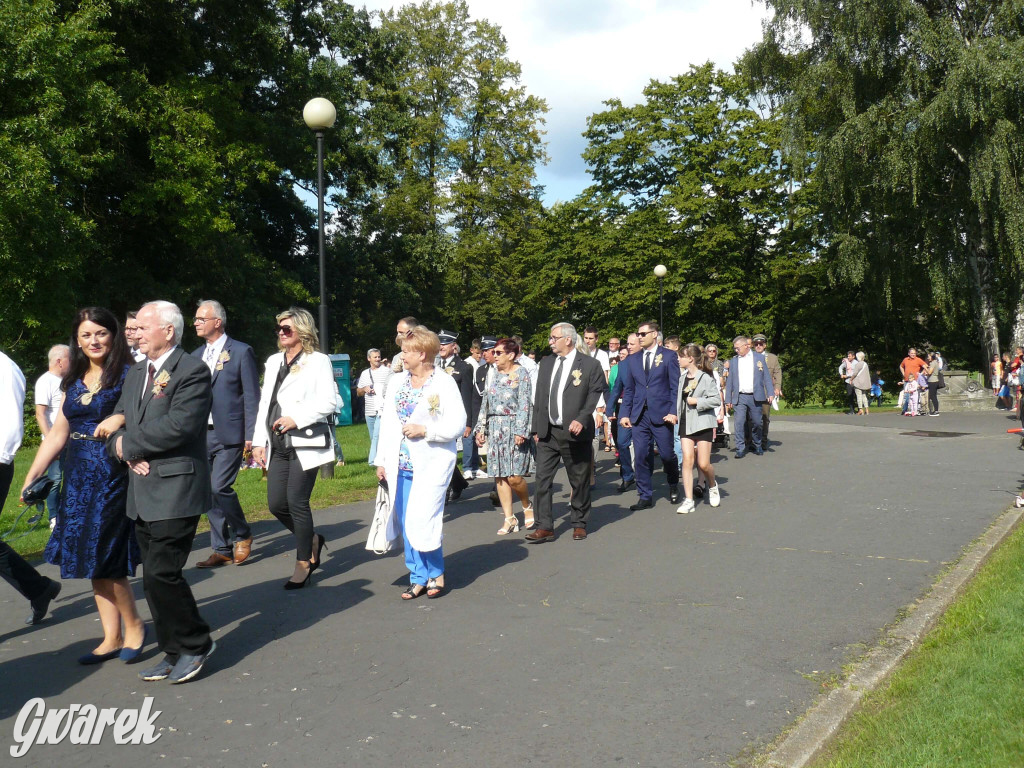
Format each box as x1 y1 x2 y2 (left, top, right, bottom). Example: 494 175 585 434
474 469 488 479
463 470 473 481
708 485 721 508
49 518 57 530
676 498 695 514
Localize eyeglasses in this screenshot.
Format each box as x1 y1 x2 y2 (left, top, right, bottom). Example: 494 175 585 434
276 325 295 337
493 349 506 356
637 330 655 337
548 335 564 341
194 317 214 324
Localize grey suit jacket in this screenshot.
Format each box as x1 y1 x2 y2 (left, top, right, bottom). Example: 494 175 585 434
107 347 213 522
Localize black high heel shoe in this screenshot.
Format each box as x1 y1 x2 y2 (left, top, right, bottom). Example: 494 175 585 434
284 564 313 590
310 534 328 573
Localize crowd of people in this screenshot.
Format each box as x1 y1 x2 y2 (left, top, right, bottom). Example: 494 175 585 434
2 305 789 680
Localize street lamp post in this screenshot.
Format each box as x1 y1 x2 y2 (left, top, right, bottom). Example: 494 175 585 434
653 264 667 330
304 97 337 480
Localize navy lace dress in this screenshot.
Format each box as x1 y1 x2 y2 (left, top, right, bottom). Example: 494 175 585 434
44 369 140 579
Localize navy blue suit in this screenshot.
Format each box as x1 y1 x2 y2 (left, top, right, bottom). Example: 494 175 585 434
620 345 680 501
192 336 260 555
724 350 775 453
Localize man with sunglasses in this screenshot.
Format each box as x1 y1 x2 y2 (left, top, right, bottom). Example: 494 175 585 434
619 321 681 509
751 334 782 447
192 300 261 568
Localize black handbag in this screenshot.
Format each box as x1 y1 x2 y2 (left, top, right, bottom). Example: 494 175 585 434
22 476 56 505
285 421 333 450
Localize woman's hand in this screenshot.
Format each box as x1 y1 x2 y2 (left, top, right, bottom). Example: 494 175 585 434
19 472 41 502
252 447 266 467
514 435 526 446
686 396 698 407
475 431 486 447
93 413 125 438
272 416 297 434
402 423 426 439
376 466 386 482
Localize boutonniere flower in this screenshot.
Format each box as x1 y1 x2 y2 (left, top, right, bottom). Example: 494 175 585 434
757 361 764 372
571 369 583 386
216 350 230 371
152 369 171 397
79 379 101 406
427 393 441 415
655 353 663 367
685 379 698 395
288 358 307 376
444 365 455 375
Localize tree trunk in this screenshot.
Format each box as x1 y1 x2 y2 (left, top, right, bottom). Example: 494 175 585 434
967 208 1000 369
1011 294 1024 352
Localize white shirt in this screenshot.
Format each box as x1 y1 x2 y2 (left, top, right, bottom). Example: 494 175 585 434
201 334 228 374
516 354 539 405
357 365 392 416
587 347 610 374
142 346 178 404
550 349 577 426
464 354 480 372
34 371 63 429
1 351 26 464
131 348 146 363
736 351 755 393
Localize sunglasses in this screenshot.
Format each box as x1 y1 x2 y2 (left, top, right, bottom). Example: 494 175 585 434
637 330 655 337
275 325 295 337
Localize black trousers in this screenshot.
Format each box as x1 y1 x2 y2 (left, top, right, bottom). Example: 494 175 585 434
534 425 594 531
206 434 251 555
927 382 940 414
134 515 211 659
267 450 319 560
0 461 55 602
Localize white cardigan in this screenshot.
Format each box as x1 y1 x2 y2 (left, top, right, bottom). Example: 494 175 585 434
253 351 338 471
375 370 466 552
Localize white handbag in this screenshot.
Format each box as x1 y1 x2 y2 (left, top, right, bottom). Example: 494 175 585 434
366 480 398 554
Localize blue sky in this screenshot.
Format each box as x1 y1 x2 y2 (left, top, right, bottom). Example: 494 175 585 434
358 0 771 203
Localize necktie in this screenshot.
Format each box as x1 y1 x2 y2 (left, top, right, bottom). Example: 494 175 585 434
644 351 652 373
143 363 156 404
549 356 565 424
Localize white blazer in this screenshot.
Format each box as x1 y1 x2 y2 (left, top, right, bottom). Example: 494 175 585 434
375 369 466 552
253 350 338 471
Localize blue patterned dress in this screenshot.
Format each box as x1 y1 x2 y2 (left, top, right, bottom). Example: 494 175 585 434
474 364 535 477
44 368 140 579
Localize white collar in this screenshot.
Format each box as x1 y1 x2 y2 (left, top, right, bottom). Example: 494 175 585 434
147 346 178 373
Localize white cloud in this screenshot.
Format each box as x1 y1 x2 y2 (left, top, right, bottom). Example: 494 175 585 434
358 0 771 202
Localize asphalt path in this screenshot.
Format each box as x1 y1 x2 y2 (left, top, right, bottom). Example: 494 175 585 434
1 409 1021 766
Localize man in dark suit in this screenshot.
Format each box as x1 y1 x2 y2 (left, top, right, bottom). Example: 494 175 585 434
109 300 215 684
526 323 606 542
724 334 776 458
468 336 498 481
608 333 639 493
191 300 260 567
438 329 471 502
619 320 680 509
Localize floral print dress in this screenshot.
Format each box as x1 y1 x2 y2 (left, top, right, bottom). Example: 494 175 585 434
474 364 535 477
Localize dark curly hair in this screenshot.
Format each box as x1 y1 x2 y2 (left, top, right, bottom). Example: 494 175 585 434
62 307 132 392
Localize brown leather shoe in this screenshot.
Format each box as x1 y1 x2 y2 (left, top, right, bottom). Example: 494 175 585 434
524 528 556 543
233 537 253 565
196 552 232 569
572 527 587 540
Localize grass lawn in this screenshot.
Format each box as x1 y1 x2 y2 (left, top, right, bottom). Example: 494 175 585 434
1 424 379 560
808 518 1024 768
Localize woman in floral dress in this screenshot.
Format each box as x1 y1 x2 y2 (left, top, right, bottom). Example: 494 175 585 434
474 338 535 534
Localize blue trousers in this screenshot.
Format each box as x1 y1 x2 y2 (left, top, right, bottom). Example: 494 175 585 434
616 423 634 483
366 414 381 464
733 394 764 453
631 412 678 501
395 470 443 586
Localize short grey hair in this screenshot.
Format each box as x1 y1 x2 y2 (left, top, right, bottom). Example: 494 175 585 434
367 348 380 358
142 300 184 344
732 334 750 345
197 299 226 324
856 351 866 362
48 344 70 364
551 322 578 345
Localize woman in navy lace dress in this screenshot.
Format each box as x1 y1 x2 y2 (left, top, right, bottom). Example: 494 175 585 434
22 307 146 665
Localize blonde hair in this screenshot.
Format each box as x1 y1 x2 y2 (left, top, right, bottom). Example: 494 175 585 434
276 307 319 355
402 325 440 364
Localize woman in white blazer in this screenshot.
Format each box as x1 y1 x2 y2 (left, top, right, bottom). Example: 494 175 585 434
375 326 466 600
252 308 338 589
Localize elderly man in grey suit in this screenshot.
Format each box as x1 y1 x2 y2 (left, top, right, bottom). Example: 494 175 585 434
192 299 261 567
108 300 215 684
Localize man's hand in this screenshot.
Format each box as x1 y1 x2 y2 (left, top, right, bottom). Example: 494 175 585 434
568 419 584 436
115 436 124 460
127 459 150 476
664 414 678 425
463 426 472 438
620 417 632 429
244 440 252 452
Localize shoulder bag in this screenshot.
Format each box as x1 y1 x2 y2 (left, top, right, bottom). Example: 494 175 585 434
366 480 398 554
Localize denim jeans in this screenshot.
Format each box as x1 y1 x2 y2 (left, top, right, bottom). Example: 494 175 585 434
366 413 380 464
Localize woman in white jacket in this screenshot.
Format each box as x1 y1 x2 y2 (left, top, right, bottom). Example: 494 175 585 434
376 326 466 600
252 309 338 589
